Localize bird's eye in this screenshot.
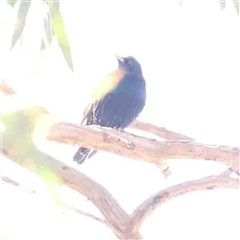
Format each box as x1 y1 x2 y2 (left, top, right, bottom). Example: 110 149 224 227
125 59 130 65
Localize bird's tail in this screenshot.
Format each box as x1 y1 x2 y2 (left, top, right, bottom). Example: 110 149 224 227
73 147 90 164
73 147 98 164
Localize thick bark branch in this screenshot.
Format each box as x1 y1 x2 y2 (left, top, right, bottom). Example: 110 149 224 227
131 121 193 140
129 175 239 233
1 148 141 239
220 161 240 177
48 123 239 166
130 121 194 177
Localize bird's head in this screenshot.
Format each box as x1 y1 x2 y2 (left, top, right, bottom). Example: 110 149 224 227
115 55 143 76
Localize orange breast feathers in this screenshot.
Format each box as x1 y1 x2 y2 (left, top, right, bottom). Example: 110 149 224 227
81 68 126 124
91 68 126 101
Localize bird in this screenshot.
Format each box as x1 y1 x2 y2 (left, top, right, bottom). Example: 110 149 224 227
73 54 146 164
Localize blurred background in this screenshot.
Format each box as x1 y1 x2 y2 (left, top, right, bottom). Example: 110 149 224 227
1 0 239 239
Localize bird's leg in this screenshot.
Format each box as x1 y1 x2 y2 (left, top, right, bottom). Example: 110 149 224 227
88 150 98 159
116 128 125 133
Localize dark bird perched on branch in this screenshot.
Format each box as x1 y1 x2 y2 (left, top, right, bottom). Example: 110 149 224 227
73 55 146 164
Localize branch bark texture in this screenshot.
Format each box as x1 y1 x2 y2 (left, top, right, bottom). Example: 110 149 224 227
48 123 239 166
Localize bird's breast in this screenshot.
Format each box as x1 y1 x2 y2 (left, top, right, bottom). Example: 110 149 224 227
91 75 146 128
92 68 126 101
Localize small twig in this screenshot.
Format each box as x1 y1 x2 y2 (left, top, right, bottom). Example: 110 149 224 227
1 174 109 228
63 203 109 227
1 175 36 194
0 80 16 95
220 162 240 177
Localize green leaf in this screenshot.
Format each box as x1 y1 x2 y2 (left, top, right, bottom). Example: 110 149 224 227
41 38 46 51
40 168 63 207
233 0 239 14
50 7 74 71
52 0 60 10
7 0 18 8
2 107 48 160
2 107 63 207
10 0 32 49
44 12 53 44
46 0 60 10
219 0 226 11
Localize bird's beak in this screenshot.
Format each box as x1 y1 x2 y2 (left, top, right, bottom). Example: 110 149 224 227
115 54 124 63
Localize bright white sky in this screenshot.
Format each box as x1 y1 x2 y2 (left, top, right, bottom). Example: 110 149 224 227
0 0 239 239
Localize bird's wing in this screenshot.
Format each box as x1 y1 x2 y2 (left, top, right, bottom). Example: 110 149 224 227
81 68 125 125
92 68 126 101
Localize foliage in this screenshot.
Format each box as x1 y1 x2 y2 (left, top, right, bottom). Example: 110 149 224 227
8 0 74 71
6 0 238 72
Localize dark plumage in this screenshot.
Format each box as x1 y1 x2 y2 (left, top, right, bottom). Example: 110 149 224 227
73 55 146 164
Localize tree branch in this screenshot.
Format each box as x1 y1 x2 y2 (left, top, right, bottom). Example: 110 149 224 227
220 161 240 177
1 175 36 194
131 121 193 140
2 99 239 239
0 80 16 95
130 121 194 177
1 174 109 227
48 122 239 166
129 175 239 233
63 203 109 227
1 146 141 239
